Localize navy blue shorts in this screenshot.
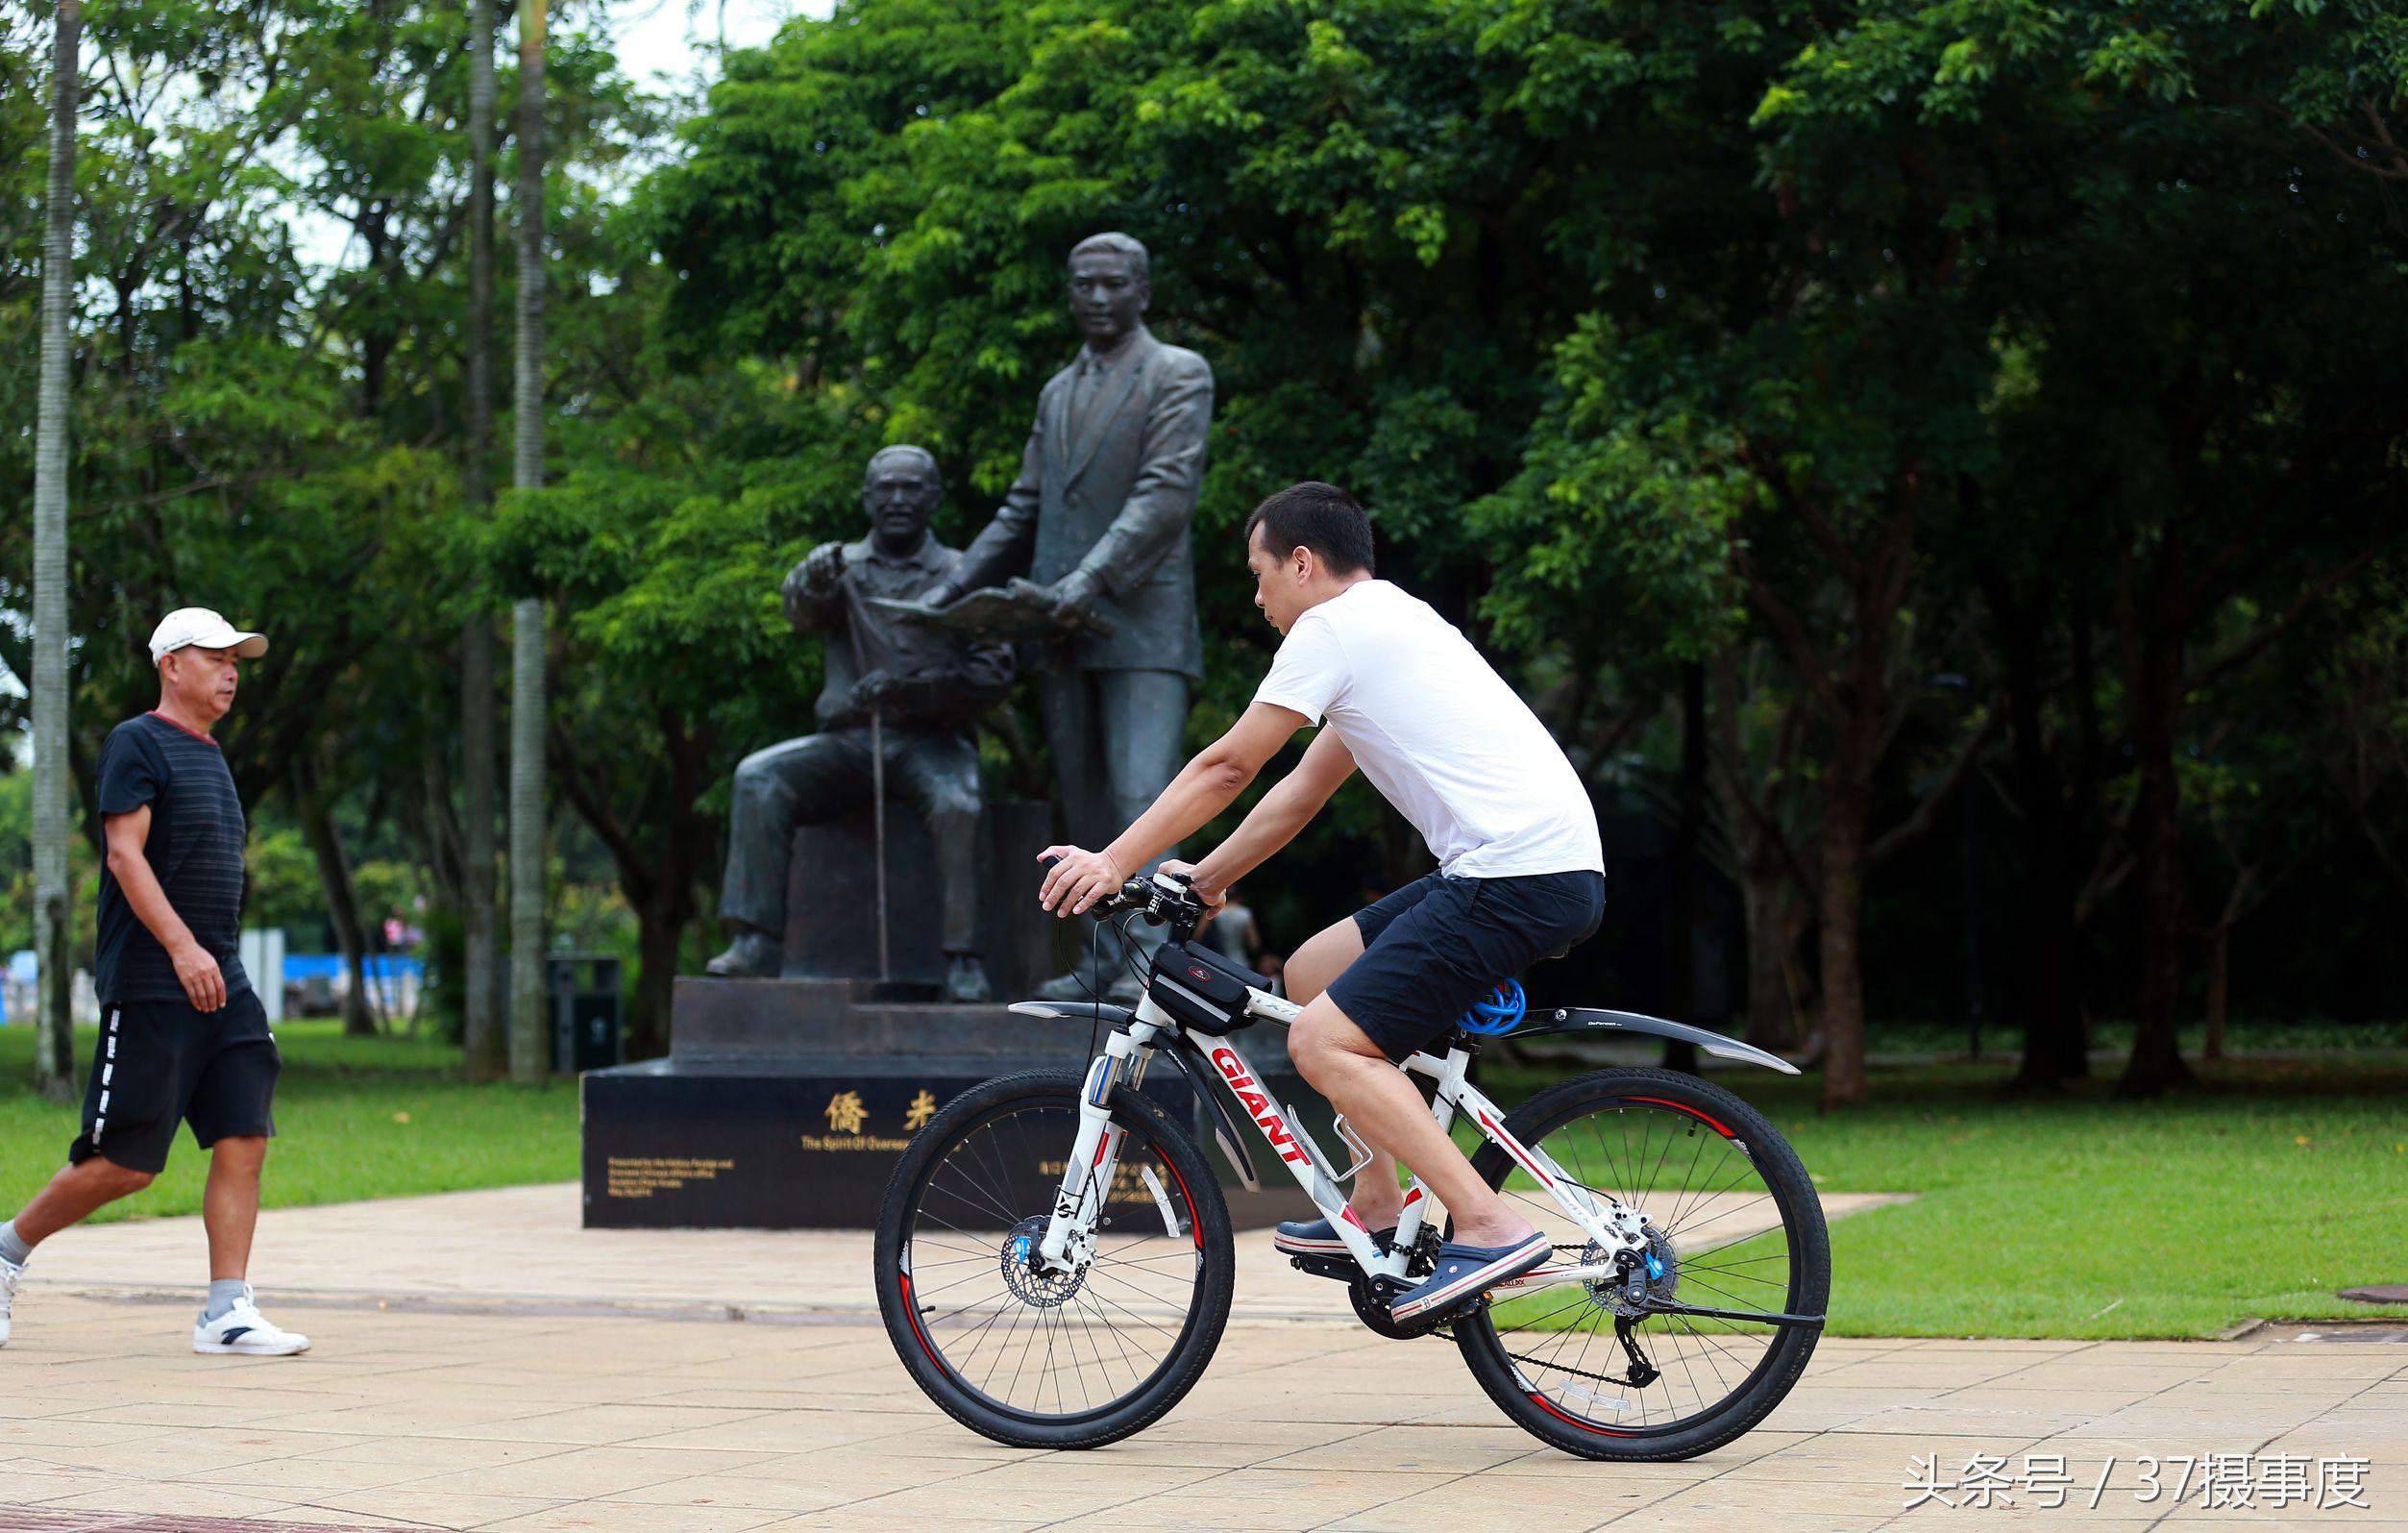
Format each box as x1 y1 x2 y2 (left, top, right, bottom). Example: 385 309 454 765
1326 869 1605 1061
69 988 280 1175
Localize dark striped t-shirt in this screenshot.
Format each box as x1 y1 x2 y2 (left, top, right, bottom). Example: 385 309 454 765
94 712 252 1005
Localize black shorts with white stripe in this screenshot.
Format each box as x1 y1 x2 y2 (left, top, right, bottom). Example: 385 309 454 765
70 989 280 1175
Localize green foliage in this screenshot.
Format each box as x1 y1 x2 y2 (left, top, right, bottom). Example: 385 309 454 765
0 770 98 956
649 0 1698 626
242 825 325 933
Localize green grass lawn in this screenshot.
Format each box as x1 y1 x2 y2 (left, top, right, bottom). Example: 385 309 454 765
3 1018 2401 1341
1483 1052 2408 1340
0 1019 577 1224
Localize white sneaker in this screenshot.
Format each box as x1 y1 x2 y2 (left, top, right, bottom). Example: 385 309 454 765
0 1257 21 1348
192 1286 309 1356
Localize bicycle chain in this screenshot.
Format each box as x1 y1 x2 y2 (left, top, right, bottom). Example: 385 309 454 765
1420 1243 1659 1392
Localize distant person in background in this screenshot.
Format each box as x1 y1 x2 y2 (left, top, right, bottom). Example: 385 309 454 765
0 609 309 1357
1206 883 1261 966
1206 884 1286 997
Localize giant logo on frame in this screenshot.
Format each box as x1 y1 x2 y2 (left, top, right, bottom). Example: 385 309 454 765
1208 1047 1310 1165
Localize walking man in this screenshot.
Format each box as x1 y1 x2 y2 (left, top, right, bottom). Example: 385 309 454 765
0 608 309 1355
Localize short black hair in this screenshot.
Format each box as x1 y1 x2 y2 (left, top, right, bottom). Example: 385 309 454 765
1244 482 1375 577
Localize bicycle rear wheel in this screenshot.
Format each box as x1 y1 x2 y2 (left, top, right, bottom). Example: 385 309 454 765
1452 1066 1829 1460
873 1071 1234 1448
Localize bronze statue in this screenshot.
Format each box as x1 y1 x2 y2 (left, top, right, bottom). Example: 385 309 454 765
924 233 1214 1001
707 446 1011 1002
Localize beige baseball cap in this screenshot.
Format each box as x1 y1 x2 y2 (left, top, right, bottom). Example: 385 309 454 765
148 607 269 665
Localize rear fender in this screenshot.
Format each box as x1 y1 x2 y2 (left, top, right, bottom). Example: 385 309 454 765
1514 1008 1801 1076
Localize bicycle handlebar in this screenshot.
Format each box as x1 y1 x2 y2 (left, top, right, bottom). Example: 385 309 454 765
1037 855 1208 939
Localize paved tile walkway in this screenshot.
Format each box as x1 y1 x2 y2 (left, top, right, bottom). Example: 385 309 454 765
0 1188 2399 1531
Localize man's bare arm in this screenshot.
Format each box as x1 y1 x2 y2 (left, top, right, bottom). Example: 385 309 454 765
1185 729 1357 899
104 806 226 1012
1038 702 1309 914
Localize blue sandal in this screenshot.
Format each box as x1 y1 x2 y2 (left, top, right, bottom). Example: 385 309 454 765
1272 1216 1397 1257
1388 1231 1552 1323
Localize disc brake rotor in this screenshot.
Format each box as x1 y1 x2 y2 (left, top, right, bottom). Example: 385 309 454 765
998 1214 1089 1308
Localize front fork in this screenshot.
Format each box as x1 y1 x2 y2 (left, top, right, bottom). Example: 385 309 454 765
1037 1019 1157 1269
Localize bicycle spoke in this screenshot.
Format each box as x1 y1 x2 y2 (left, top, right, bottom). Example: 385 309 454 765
1468 1082 1810 1445
896 1092 1214 1424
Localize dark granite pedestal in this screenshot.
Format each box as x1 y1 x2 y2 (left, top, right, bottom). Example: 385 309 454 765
581 977 1322 1229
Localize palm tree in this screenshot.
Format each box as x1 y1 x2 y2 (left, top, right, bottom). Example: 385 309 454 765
31 0 82 1101
507 0 550 1084
460 0 504 1082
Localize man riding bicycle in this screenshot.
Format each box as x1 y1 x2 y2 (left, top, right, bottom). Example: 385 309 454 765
1038 480 1605 1321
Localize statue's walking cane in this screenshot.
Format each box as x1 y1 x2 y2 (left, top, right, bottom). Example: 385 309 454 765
870 704 890 983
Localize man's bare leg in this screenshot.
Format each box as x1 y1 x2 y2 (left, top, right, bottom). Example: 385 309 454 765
1 1157 153 1347
187 1133 307 1353
11 1156 157 1248
202 1136 266 1281
1280 917 1404 1228
1290 996 1533 1249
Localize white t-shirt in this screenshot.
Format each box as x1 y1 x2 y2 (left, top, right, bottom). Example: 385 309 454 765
1253 580 1604 879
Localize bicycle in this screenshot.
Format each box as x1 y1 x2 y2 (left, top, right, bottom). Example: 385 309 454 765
873 868 1830 1460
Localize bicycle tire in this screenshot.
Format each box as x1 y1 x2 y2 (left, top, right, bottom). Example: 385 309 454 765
1452 1066 1830 1461
873 1070 1235 1448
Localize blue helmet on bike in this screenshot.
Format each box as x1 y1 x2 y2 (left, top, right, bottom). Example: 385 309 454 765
1455 978 1527 1035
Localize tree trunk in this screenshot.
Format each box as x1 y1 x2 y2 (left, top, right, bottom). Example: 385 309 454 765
31 0 81 1101
1781 896 1816 1046
460 0 504 1082
627 895 685 1062
506 646 548 1079
464 617 503 1067
1816 746 1875 1108
1660 664 1705 1074
302 791 377 1038
506 0 551 1085
2117 629 2196 1098
1984 567 2091 1090
2203 923 2229 1063
1709 648 1807 1051
1733 465 1919 1107
1738 868 1802 1050
2015 866 2091 1087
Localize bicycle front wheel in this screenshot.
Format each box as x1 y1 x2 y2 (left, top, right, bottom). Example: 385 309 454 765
872 1071 1234 1448
1453 1066 1830 1460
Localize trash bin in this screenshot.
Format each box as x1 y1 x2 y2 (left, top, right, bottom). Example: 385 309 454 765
548 952 624 1075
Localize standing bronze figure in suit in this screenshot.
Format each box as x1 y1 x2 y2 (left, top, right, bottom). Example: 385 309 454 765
926 233 1214 1001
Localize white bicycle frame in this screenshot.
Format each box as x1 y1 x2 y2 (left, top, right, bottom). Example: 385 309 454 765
1030 984 1653 1297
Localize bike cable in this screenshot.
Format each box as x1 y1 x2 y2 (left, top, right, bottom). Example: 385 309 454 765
1070 902 1147 1060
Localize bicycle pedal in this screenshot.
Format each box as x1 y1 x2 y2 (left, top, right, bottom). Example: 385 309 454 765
1289 1254 1358 1283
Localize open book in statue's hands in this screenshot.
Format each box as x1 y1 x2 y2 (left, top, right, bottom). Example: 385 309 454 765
867 577 1118 640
